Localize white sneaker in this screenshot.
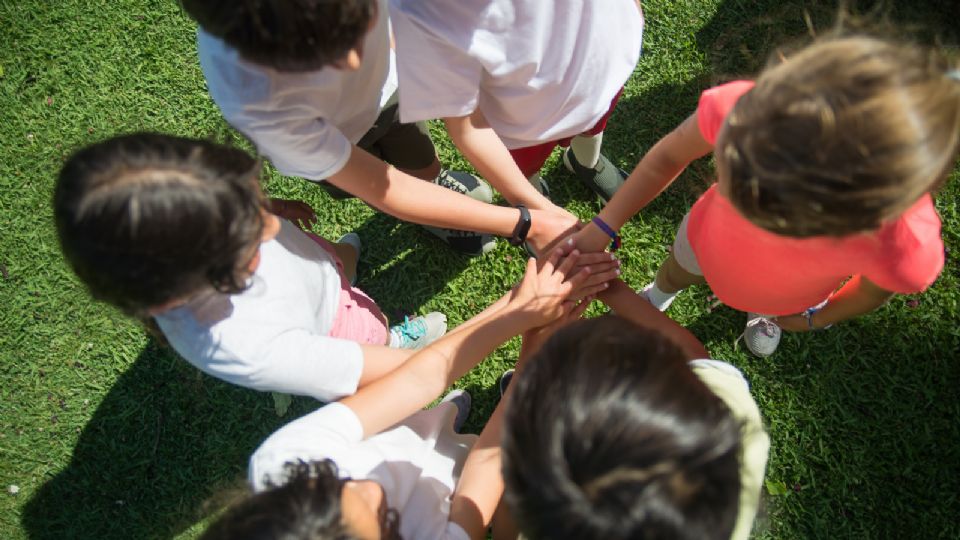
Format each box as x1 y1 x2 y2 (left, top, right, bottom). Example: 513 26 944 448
389 312 447 350
741 313 782 357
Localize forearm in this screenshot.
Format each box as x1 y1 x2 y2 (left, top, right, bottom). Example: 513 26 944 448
576 114 710 252
809 275 894 328
344 307 529 437
444 111 557 211
598 279 709 359
330 147 525 236
356 345 414 387
449 401 508 540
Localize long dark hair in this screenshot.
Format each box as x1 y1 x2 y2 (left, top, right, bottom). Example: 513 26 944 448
54 133 266 316
502 316 743 540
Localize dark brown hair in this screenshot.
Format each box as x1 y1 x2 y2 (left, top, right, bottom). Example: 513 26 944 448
502 316 742 540
720 35 960 237
54 133 266 316
201 460 401 540
180 0 376 72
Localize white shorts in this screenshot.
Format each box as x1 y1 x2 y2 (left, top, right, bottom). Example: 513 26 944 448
672 212 703 276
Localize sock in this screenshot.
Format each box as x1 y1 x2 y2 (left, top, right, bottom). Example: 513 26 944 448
388 328 400 348
570 132 603 168
642 281 680 311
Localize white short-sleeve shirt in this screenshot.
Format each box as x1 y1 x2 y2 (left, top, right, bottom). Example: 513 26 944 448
249 402 475 540
197 0 397 180
155 220 364 402
390 0 644 149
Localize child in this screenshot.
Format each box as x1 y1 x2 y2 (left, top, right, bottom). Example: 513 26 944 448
198 246 618 540
180 0 578 255
389 0 644 203
55 133 448 402
575 35 959 356
502 279 770 540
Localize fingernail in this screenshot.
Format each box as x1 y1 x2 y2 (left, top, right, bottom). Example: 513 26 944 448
603 282 609 288
615 268 621 275
584 266 591 273
567 238 574 245
609 253 616 260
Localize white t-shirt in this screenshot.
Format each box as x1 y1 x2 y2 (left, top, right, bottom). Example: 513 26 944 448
688 359 770 540
390 0 644 149
155 220 364 402
196 0 398 180
250 401 475 540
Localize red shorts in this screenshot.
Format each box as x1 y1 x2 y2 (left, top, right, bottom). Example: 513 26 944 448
305 232 389 346
508 88 624 177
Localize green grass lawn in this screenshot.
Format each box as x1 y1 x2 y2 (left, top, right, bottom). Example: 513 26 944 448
2 0 959 538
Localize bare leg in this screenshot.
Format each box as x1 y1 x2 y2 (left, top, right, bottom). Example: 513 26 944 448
655 252 706 293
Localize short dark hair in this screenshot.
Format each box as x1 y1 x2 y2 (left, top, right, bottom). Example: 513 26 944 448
180 0 377 71
54 133 266 316
502 316 742 540
200 460 355 540
721 36 960 237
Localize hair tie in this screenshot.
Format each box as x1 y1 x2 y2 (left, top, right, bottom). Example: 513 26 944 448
947 69 960 82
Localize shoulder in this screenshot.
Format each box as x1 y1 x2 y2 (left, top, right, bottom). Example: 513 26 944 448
696 80 755 145
249 403 363 491
868 195 944 293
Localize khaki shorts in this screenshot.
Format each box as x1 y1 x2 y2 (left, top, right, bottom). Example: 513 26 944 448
672 211 704 276
321 91 437 199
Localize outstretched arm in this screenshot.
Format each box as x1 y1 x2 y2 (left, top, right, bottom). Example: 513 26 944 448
327 145 578 250
340 247 590 438
598 279 709 359
575 113 714 252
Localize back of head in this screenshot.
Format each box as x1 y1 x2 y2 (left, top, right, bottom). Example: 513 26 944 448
720 35 960 237
502 316 742 540
201 460 356 540
180 0 376 71
54 133 265 316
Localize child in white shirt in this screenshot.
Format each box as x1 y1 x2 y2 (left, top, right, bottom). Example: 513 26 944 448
390 0 644 203
181 0 578 255
55 133 446 402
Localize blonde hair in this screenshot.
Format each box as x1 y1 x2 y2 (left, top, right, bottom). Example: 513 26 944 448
720 35 960 237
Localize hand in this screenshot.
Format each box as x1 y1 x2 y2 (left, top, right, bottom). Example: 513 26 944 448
773 313 811 333
509 248 589 328
269 198 317 230
526 207 581 255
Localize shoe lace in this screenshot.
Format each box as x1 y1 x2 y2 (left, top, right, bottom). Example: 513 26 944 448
435 171 468 195
746 316 779 338
393 316 427 345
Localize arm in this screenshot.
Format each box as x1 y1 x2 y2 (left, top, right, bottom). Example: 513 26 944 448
575 113 714 252
341 249 589 437
598 279 710 359
775 275 895 332
328 146 577 249
444 109 568 213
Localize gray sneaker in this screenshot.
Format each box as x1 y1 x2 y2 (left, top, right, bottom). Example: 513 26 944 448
740 313 782 357
440 389 472 432
434 170 494 203
425 170 497 255
499 368 515 398
562 148 627 203
389 312 448 350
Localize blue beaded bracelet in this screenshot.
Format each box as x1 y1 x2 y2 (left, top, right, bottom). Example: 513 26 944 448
591 217 622 252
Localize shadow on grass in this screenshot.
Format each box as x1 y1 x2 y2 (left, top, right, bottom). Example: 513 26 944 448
20 338 314 540
348 211 481 319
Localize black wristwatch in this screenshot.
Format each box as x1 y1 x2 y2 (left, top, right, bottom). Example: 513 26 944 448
508 205 532 246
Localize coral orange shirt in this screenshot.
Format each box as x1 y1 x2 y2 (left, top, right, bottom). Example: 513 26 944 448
686 82 945 315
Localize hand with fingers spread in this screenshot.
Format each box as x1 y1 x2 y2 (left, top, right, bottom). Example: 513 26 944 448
509 248 589 328
269 198 318 230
